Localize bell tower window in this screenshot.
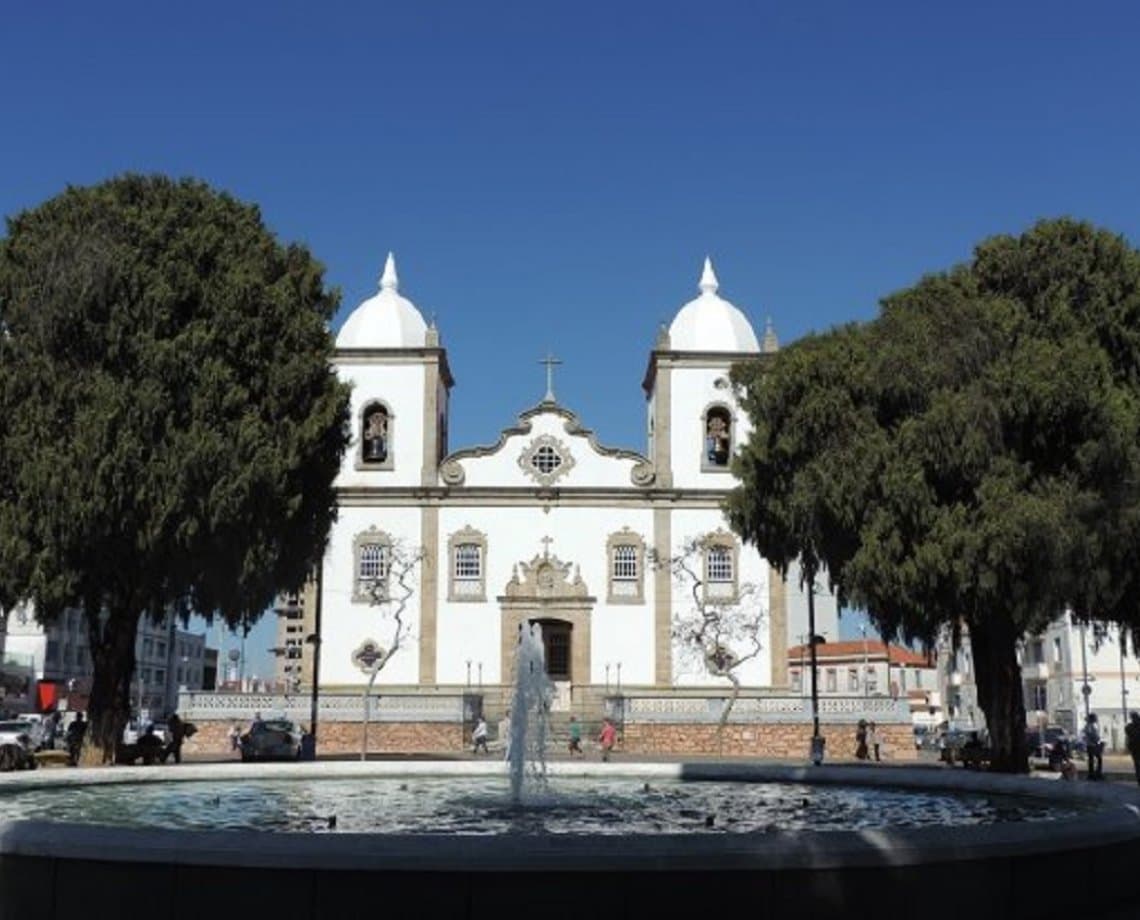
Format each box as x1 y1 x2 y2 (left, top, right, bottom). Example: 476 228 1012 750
702 405 733 471
356 401 394 471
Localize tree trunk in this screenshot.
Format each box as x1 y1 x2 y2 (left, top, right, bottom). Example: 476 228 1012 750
718 673 743 756
970 613 1028 773
83 608 140 765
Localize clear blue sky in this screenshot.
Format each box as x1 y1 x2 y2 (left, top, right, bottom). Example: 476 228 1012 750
4 2 1139 676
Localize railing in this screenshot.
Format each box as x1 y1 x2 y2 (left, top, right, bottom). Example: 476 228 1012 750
622 694 911 725
178 691 466 723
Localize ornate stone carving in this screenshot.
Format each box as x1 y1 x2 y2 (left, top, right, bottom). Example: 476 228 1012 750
630 461 656 486
518 434 575 486
502 554 590 600
351 638 388 675
439 459 466 486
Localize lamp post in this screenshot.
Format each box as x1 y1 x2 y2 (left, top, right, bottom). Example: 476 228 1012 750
1121 625 1130 748
308 562 324 747
1079 620 1091 724
804 561 824 764
861 624 869 700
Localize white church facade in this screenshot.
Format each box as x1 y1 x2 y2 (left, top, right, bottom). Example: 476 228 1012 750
303 254 838 712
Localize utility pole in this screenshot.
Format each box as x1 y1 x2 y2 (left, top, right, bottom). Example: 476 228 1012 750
861 624 869 699
308 564 324 746
805 563 823 765
1079 620 1092 724
1120 625 1130 747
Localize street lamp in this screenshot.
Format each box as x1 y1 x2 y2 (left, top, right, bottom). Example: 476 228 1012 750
1079 620 1092 724
861 624 869 700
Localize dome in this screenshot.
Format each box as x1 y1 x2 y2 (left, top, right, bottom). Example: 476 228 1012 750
666 257 760 353
336 253 429 349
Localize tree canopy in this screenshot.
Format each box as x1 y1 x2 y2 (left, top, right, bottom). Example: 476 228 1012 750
0 174 351 757
728 219 1140 772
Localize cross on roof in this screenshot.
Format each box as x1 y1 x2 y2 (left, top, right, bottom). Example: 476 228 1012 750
540 535 554 558
539 351 562 403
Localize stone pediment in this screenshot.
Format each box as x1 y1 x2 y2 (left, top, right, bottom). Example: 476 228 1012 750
438 403 655 488
501 554 592 600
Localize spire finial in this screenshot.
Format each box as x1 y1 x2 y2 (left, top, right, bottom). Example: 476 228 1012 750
380 252 399 292
699 256 718 295
762 315 779 353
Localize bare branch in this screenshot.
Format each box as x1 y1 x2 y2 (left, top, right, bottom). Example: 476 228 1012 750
650 536 767 748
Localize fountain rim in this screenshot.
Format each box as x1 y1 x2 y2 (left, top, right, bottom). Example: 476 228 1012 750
2 761 1140 873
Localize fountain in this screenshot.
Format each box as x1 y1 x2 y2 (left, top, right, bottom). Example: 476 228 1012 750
4 631 1140 920
506 621 552 803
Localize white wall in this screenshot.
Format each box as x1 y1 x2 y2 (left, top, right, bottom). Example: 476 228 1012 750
319 505 424 686
669 509 770 688
335 361 425 489
454 409 642 489
435 504 657 686
668 365 753 490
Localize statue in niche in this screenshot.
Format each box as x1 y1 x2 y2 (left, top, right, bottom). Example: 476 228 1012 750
706 412 731 466
363 407 389 462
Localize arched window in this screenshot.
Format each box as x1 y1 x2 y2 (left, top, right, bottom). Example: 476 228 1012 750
357 401 394 470
703 405 733 470
352 527 392 603
448 526 488 602
701 530 739 603
606 527 646 604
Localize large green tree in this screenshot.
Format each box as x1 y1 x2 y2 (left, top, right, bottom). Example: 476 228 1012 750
728 219 1140 772
0 175 351 761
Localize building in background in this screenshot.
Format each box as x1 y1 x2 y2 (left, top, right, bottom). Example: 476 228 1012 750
786 638 940 729
1019 613 1140 750
0 602 214 718
934 614 1140 750
272 588 310 691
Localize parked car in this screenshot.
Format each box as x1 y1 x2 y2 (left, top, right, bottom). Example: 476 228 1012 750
0 720 39 770
1026 727 1075 767
0 718 42 751
940 729 991 768
240 719 303 762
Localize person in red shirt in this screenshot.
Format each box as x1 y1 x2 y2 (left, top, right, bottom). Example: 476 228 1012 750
598 718 618 762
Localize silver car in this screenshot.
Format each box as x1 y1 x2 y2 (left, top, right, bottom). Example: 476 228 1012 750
239 719 303 762
0 720 39 770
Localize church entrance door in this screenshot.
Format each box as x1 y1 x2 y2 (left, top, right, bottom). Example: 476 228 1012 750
532 618 571 680
499 551 594 713
533 618 572 712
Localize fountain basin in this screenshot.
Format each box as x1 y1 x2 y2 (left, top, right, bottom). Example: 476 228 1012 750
2 762 1138 920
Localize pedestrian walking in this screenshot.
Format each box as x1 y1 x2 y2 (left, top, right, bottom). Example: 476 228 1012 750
472 716 489 755
598 718 617 762
855 719 869 760
568 715 583 756
1125 712 1140 787
868 721 880 762
1084 713 1104 780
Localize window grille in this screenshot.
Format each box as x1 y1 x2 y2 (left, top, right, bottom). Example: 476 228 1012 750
612 545 638 580
531 445 563 474
706 546 733 582
454 544 482 579
358 543 389 591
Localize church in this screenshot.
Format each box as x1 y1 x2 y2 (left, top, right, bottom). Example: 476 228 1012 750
283 254 839 714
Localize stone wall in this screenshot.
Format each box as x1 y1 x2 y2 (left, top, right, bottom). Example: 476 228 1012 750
183 720 465 756
620 721 916 760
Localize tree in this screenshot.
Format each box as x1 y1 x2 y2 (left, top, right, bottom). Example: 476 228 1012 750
0 175 351 761
353 542 423 759
729 219 1140 772
650 536 763 749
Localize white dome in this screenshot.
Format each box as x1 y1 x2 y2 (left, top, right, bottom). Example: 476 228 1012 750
336 253 428 349
667 257 760 353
